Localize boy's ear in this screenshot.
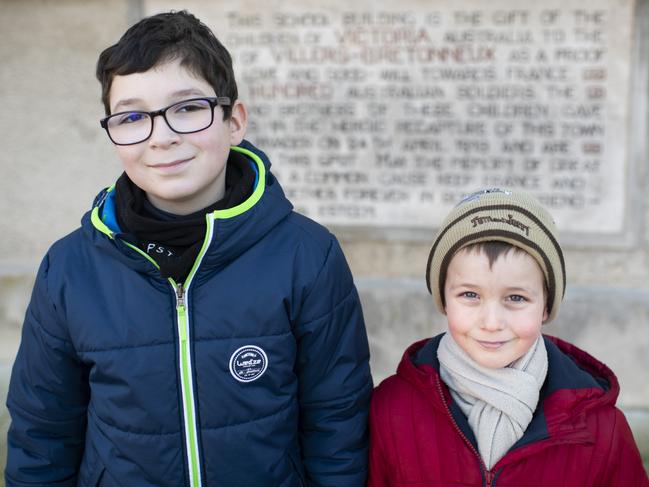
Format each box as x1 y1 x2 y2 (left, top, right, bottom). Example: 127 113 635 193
542 307 549 323
228 100 248 146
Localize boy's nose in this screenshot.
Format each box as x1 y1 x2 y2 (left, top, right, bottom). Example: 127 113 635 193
480 302 506 331
149 115 181 147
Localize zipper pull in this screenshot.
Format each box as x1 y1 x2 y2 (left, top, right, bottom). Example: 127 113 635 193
176 284 187 342
485 470 495 487
176 284 185 308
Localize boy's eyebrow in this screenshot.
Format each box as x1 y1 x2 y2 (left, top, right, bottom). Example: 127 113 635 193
447 283 540 295
111 89 211 112
504 285 542 295
446 282 478 290
170 88 210 99
112 98 142 112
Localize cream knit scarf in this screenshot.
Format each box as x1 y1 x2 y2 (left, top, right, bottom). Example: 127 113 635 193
437 333 548 469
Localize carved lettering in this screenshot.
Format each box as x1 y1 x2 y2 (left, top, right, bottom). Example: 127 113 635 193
177 1 632 234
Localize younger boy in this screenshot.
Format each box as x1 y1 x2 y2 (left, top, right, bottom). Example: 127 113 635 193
369 188 648 486
6 10 372 486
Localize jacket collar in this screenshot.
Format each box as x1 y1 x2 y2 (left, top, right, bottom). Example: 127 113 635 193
84 140 293 278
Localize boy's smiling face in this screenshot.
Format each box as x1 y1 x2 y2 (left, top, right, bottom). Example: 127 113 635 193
108 58 247 215
443 246 548 369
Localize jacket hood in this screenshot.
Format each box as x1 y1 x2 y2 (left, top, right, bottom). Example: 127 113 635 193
395 333 618 455
81 139 293 279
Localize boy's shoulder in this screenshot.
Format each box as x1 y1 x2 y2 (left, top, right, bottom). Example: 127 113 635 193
276 212 356 294
264 206 357 280
280 210 333 255
371 373 414 424
45 222 90 267
543 335 616 388
372 337 446 413
542 334 619 409
39 205 129 285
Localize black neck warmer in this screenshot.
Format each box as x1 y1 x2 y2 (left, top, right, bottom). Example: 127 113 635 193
115 151 255 283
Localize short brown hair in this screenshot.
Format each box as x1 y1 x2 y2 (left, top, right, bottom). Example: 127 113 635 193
96 10 237 118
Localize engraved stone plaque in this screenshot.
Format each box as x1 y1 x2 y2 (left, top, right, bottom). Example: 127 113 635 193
146 0 634 235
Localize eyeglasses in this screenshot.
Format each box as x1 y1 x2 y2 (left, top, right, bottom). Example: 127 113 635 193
100 96 231 146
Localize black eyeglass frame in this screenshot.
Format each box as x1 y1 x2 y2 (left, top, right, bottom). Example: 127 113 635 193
99 96 232 146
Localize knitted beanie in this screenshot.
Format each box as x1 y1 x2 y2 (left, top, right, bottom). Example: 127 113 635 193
426 188 566 322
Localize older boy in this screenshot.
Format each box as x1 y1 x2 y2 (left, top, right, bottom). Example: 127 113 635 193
369 188 648 486
6 10 372 486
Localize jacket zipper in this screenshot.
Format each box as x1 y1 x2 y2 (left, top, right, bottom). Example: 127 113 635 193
175 282 201 487
485 470 495 487
435 375 498 487
172 214 217 487
117 215 216 487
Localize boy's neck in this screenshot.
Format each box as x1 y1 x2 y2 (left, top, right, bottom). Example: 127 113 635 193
146 178 227 216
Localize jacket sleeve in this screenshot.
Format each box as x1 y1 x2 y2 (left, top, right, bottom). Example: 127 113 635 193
5 255 90 486
599 408 649 487
293 238 373 487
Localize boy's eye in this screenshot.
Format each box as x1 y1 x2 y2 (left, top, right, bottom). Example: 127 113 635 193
508 294 527 303
461 291 478 299
173 100 210 113
115 112 147 125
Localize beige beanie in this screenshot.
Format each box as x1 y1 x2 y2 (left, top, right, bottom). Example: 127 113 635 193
426 188 565 322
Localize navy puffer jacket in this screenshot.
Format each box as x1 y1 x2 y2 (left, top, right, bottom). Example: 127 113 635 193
6 141 373 487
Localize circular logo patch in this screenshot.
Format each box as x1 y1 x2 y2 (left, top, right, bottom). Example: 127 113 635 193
229 345 268 383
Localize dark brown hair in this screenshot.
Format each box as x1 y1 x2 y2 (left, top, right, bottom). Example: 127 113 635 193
96 10 237 118
459 241 526 269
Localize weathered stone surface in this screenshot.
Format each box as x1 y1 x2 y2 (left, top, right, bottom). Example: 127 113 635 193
0 0 130 267
626 408 649 472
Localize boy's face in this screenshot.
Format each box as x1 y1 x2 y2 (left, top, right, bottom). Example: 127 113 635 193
443 247 548 369
108 59 247 215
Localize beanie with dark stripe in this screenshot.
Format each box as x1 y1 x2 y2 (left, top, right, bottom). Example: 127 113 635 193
426 188 566 322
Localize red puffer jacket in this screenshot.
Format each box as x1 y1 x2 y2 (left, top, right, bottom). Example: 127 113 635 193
369 334 649 487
